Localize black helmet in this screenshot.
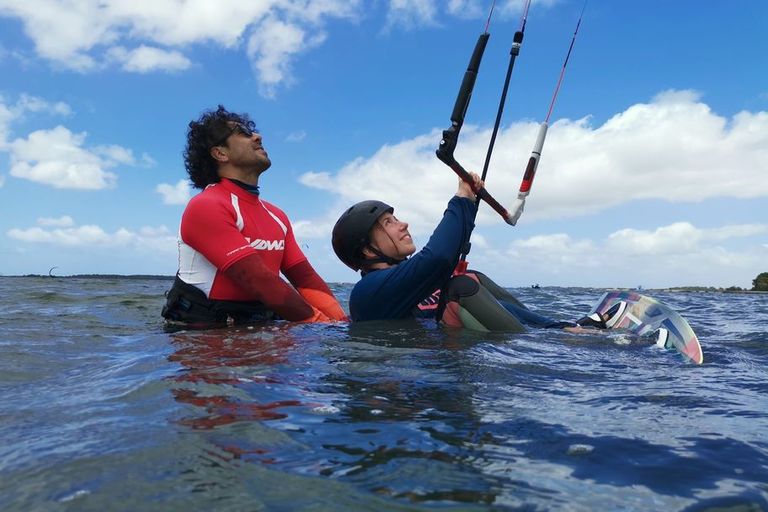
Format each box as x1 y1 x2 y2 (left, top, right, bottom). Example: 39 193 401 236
332 200 394 270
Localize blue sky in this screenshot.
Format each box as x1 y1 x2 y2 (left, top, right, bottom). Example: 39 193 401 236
1 0 766 288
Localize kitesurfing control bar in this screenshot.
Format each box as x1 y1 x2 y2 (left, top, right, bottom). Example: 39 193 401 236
508 1 586 226
436 33 516 225
450 34 488 125
507 121 547 225
437 148 515 225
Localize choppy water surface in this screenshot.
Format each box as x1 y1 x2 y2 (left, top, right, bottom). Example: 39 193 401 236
1 276 767 511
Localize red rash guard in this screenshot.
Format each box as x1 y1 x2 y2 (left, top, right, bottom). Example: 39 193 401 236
175 178 345 322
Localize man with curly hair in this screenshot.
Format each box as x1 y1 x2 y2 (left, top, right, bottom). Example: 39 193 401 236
162 105 347 326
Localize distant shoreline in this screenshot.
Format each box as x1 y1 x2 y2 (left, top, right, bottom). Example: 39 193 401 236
1 274 766 293
662 288 768 294
2 274 175 280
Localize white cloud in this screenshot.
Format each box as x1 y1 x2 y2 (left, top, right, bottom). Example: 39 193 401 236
507 233 598 270
286 130 306 142
385 0 556 28
0 94 72 145
292 219 332 239
607 222 768 256
7 219 177 252
138 153 157 168
299 131 455 236
0 95 147 190
495 222 768 288
495 0 560 18
7 125 134 189
606 223 703 256
385 0 439 30
291 90 768 287
0 0 362 96
107 2 271 47
156 179 192 205
14 93 72 117
0 1 537 97
0 108 13 146
446 0 484 19
298 171 334 190
0 0 112 70
706 224 768 240
107 45 191 73
93 144 136 165
37 215 75 227
247 16 326 98
297 91 768 236
468 232 488 249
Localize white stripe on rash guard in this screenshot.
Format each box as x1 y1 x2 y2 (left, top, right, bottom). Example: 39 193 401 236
261 201 287 235
231 193 285 235
231 193 244 231
177 230 217 297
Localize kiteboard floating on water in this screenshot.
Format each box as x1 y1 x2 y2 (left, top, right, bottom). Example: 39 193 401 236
589 291 703 364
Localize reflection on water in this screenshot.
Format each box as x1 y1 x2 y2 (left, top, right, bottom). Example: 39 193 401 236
170 327 301 429
166 321 505 504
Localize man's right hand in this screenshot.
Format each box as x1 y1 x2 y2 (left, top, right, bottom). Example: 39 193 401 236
298 306 333 324
225 253 315 321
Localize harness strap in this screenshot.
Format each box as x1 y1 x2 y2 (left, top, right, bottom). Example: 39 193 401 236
162 276 276 325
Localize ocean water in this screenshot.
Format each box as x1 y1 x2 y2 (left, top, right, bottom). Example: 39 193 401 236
1 276 767 511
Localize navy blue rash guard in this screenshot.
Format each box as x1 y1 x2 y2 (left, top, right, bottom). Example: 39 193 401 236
349 196 475 322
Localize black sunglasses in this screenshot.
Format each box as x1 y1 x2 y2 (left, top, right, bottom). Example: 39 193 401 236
211 123 256 147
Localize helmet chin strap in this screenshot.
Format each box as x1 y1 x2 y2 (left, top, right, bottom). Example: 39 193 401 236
363 245 406 267
361 227 408 270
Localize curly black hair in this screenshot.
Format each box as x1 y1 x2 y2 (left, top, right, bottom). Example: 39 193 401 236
183 105 257 189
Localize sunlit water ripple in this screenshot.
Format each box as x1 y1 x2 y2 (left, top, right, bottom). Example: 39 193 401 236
1 277 766 511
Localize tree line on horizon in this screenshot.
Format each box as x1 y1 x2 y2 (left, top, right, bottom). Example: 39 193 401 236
752 272 768 291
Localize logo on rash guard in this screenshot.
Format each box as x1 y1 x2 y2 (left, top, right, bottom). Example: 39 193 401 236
248 239 285 250
417 289 440 311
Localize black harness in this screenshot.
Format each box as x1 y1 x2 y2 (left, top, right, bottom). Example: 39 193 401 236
161 276 276 326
